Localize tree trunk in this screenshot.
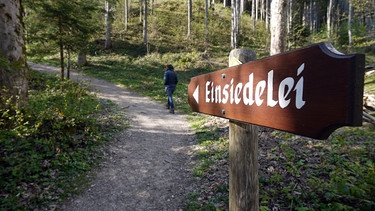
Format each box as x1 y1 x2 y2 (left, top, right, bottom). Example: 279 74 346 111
270 0 287 55
348 1 353 47
105 1 112 49
255 0 259 20
77 52 88 66
231 0 240 49
287 0 293 49
327 0 334 40
125 0 129 30
251 0 255 19
265 0 270 30
188 0 192 36
150 0 154 15
139 0 143 23
0 0 28 106
67 48 71 80
58 16 65 80
143 0 148 45
143 0 149 54
205 0 209 45
223 0 228 7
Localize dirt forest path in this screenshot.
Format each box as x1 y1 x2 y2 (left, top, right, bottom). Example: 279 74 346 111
28 63 198 211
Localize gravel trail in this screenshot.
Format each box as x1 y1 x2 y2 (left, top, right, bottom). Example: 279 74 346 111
28 62 197 211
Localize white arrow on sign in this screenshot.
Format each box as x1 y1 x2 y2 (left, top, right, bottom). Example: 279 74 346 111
193 85 199 104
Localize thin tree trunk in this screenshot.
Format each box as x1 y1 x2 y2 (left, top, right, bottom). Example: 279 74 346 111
205 0 209 45
251 0 255 18
255 0 259 20
266 0 270 30
67 48 71 79
58 16 65 80
231 0 240 49
139 0 143 23
143 0 147 43
188 0 192 36
105 1 112 49
327 0 334 40
287 0 293 49
348 1 353 47
150 0 154 15
125 0 129 30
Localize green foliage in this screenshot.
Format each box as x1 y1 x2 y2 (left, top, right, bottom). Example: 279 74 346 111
23 0 375 210
259 127 375 210
0 70 127 210
24 0 101 59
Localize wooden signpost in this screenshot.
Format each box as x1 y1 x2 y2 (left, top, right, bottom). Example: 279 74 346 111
188 42 365 139
188 43 365 210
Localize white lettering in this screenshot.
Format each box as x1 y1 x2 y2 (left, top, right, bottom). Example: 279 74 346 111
215 85 222 103
210 82 214 103
255 80 266 106
230 79 235 104
243 74 255 105
222 84 229 104
267 70 278 107
203 63 306 109
235 83 243 104
205 81 211 103
295 64 306 109
279 78 294 108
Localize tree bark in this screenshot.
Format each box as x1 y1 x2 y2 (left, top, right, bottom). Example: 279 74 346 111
188 0 192 36
231 0 240 49
58 15 65 80
265 0 270 30
143 0 148 45
270 0 287 55
327 0 334 40
125 0 129 30
105 1 112 49
348 1 353 47
77 52 88 66
0 0 28 106
205 0 209 45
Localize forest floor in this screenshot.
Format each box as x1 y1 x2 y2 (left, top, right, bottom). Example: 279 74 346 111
28 63 199 210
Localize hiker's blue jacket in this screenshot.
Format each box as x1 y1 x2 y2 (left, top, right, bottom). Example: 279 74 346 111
164 69 178 87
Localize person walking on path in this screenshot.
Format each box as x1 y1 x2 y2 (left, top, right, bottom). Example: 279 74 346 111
164 64 178 114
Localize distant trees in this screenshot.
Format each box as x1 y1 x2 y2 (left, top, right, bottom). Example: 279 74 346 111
0 0 28 107
20 0 375 66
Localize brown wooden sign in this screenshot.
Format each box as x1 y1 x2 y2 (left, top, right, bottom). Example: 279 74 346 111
188 43 365 139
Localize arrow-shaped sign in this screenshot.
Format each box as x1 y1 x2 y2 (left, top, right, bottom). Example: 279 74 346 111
193 85 199 104
188 43 365 139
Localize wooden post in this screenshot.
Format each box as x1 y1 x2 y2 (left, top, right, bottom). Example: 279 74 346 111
228 49 258 211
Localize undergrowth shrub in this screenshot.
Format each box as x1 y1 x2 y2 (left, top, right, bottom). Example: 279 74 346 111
0 70 123 210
